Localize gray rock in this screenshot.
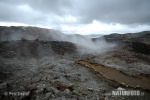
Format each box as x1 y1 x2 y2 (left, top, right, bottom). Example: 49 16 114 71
0 82 7 89
36 88 44 93
51 87 59 94
19 86 25 91
35 96 40 100
44 92 52 99
36 84 46 93
72 90 78 95
37 83 45 88
46 87 53 92
41 76 47 81
27 84 37 91
23 78 32 86
32 77 41 83
51 94 55 98
63 89 71 95
46 75 52 81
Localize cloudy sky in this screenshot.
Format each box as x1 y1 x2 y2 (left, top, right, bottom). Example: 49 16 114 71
0 0 150 35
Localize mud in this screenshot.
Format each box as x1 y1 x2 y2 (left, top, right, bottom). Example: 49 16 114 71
78 60 150 90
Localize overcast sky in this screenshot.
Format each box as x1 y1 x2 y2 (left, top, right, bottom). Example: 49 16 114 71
0 0 150 35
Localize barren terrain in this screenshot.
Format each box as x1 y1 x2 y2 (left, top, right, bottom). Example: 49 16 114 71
0 26 150 100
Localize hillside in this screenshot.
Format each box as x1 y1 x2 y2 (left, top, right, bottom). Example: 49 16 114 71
0 26 150 100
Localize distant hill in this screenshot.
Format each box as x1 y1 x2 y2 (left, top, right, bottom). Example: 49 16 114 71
0 26 63 41
85 34 104 38
0 26 88 42
102 31 150 55
103 31 150 44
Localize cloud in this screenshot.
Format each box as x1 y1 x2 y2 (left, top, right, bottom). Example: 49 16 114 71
75 0 150 24
26 0 73 15
0 2 45 24
61 20 150 35
0 0 150 34
0 0 76 25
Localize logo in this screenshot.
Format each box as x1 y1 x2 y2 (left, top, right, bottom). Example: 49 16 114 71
111 87 143 96
117 87 125 91
3 91 30 96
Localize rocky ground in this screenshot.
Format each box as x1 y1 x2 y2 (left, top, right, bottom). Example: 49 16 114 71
0 27 150 100
92 45 150 76
0 40 150 100
0 40 116 100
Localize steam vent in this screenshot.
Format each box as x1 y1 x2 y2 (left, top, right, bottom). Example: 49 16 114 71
0 26 150 100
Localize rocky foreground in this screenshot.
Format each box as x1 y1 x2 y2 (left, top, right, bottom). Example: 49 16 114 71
0 40 114 100
0 26 150 100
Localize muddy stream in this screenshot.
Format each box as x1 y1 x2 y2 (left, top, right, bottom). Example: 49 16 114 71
78 60 150 90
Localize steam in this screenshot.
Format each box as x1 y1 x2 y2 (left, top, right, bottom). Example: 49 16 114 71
50 32 116 54
0 26 116 54
73 37 115 54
